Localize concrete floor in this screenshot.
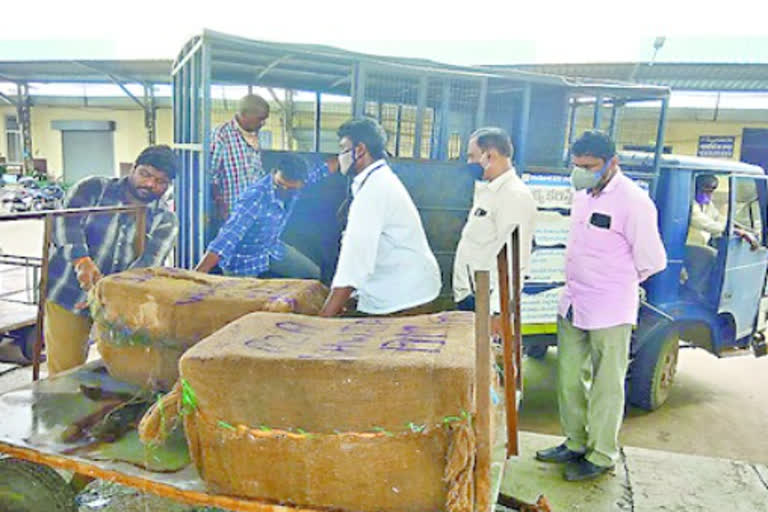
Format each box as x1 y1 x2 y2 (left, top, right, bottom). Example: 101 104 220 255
519 347 768 466
503 431 768 511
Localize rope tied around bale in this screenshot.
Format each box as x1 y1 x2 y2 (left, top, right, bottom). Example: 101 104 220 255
138 379 476 512
138 379 196 445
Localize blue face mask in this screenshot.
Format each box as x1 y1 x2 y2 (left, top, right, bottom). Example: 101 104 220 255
695 191 712 205
466 163 484 178
570 159 611 191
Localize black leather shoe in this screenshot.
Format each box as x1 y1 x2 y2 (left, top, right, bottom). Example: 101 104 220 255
564 457 614 481
535 443 585 463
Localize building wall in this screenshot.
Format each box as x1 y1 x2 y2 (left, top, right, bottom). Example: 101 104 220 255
572 107 768 164
1 104 173 180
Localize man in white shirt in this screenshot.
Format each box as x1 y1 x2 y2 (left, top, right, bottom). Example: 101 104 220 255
685 174 757 296
453 127 537 315
319 118 441 317
688 174 725 248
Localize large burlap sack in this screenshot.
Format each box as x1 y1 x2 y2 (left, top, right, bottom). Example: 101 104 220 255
165 311 477 512
90 267 328 390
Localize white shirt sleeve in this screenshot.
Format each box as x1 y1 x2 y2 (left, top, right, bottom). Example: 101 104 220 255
690 202 726 236
331 187 386 289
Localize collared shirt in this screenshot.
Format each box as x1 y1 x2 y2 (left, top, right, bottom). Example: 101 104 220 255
453 167 537 313
207 165 328 276
332 159 441 314
47 177 178 314
210 118 266 218
687 200 725 246
558 168 667 329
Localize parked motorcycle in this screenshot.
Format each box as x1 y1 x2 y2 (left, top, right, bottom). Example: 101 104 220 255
1 178 64 212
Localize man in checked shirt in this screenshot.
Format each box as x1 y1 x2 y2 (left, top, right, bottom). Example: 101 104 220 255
210 94 271 224
195 153 338 278
45 145 179 375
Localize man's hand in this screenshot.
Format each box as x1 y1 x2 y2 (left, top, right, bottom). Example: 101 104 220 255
735 228 760 251
195 252 220 274
319 286 354 317
74 257 102 291
326 156 340 174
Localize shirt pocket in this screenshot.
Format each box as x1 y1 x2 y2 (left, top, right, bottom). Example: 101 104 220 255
582 212 624 254
464 212 496 246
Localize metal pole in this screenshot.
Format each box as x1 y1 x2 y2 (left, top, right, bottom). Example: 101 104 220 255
516 84 531 173
565 99 578 165
134 207 147 256
438 80 451 160
413 75 428 158
144 84 157 145
497 229 518 457
472 269 492 512
351 63 366 118
394 105 402 157
200 41 212 265
32 214 52 381
609 101 620 140
17 83 33 174
475 77 488 129
511 228 523 394
314 92 322 153
650 95 670 199
593 93 603 130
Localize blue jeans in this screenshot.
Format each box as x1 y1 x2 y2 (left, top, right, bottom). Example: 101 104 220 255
262 244 321 280
456 295 476 311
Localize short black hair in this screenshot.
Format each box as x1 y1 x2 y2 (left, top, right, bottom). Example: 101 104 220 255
470 127 513 158
276 153 309 182
696 174 719 190
135 145 178 180
571 130 616 162
337 118 387 160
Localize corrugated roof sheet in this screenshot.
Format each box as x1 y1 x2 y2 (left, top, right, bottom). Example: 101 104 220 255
491 63 768 91
0 60 171 84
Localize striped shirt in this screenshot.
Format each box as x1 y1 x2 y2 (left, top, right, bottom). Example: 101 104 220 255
207 165 328 276
210 118 266 218
47 176 178 315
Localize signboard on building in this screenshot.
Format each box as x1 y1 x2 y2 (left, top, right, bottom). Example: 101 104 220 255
697 136 735 158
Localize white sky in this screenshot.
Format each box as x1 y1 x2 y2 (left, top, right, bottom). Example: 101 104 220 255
1 0 767 64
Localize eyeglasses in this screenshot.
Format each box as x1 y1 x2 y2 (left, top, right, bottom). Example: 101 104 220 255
339 148 353 156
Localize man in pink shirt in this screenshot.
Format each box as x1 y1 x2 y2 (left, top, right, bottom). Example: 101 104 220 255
536 130 667 481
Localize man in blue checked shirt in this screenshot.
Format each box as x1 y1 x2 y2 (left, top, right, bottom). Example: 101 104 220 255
45 145 179 375
195 153 338 278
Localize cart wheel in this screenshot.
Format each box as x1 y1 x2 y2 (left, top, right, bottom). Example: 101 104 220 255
0 458 77 512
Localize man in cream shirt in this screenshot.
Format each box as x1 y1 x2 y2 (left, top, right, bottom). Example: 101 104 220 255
453 127 537 315
319 118 441 317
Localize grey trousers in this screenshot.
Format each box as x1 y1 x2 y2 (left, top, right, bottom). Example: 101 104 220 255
557 315 632 467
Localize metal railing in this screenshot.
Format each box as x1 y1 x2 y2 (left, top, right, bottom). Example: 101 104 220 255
0 205 146 380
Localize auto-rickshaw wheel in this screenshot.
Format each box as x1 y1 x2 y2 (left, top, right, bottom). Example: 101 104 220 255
629 328 680 411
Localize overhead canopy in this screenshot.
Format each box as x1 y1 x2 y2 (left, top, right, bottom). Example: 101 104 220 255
174 30 669 101
492 63 768 92
0 59 171 85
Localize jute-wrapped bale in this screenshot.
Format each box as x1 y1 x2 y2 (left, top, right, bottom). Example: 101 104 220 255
90 267 328 390
175 311 476 512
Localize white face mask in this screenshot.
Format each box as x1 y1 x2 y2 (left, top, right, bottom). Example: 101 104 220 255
338 150 354 176
570 160 610 191
570 166 601 191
